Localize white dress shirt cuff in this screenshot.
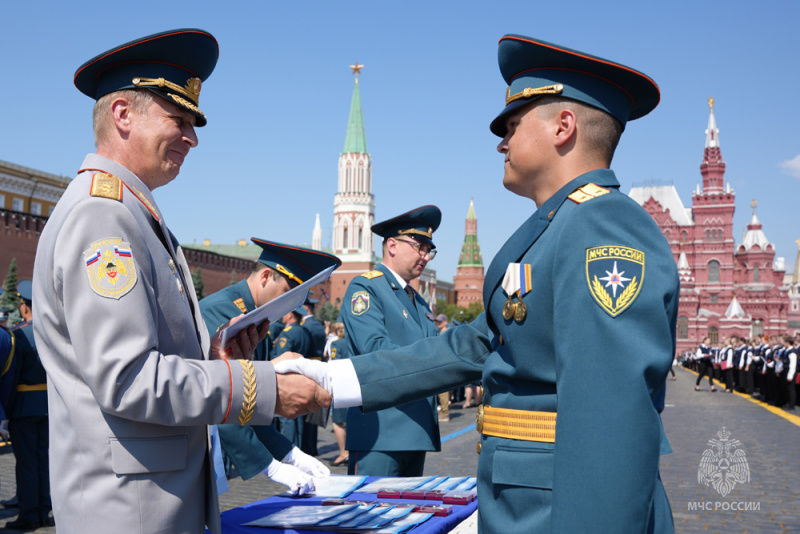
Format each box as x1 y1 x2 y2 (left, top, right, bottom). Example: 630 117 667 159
329 359 362 408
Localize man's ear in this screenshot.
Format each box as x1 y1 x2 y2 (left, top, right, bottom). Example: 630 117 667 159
110 96 134 135
553 108 577 148
385 237 397 258
260 267 273 288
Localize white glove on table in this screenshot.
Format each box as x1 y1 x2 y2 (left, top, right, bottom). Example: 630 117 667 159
283 446 330 478
263 459 315 496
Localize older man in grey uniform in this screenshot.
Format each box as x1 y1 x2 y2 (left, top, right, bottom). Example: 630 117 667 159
32 29 328 534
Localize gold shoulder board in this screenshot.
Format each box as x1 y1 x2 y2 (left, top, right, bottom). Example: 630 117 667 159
233 298 247 314
568 183 610 204
90 173 123 201
360 270 385 279
283 325 293 332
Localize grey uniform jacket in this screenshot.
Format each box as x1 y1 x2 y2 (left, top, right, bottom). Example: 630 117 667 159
33 154 278 534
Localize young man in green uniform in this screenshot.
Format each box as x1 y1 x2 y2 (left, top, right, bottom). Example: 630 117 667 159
200 239 340 495
279 34 678 533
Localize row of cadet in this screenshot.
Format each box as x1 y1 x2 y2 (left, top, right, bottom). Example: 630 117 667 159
682 335 798 411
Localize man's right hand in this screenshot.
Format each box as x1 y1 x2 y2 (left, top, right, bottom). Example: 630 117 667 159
274 372 331 418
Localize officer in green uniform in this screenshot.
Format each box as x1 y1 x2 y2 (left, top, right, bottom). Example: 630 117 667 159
7 281 52 530
278 34 678 533
342 206 442 477
199 239 340 493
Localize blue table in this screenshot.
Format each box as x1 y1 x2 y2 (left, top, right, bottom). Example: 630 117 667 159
216 476 478 534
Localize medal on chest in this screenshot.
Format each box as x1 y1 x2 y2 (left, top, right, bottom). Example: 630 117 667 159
501 263 531 323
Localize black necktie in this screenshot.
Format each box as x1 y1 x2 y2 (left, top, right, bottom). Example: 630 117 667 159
405 285 416 309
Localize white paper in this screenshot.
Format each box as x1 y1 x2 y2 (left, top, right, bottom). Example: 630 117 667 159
219 264 336 348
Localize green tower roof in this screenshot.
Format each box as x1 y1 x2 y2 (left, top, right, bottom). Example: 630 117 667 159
343 77 368 154
458 235 483 268
458 199 483 268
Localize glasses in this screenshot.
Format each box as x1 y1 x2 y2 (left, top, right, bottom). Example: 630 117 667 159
395 238 437 259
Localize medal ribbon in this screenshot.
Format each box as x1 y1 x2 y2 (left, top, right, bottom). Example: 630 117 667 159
502 263 532 298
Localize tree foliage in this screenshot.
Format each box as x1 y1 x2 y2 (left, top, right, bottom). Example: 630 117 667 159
192 268 205 301
1 258 19 312
317 302 340 323
435 299 484 325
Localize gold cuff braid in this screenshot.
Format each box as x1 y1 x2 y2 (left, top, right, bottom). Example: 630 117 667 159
237 360 257 425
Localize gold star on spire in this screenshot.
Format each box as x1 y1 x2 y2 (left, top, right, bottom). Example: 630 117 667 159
709 95 714 112
350 62 364 83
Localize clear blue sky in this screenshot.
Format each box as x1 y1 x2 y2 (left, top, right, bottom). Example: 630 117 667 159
2 1 799 281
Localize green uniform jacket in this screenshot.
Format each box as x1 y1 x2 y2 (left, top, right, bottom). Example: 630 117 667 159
199 280 292 479
349 169 678 534
343 263 441 452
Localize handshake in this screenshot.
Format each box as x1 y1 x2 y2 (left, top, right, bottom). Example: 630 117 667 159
272 353 361 417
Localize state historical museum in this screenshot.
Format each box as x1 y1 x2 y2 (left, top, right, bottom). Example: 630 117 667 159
630 99 791 355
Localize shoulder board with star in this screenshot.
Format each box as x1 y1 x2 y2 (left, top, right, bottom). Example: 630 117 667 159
360 270 385 279
232 298 247 314
89 172 123 202
568 183 610 204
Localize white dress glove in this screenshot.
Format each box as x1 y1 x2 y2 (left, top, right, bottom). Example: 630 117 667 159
263 459 315 496
0 420 8 441
283 446 330 478
274 358 332 395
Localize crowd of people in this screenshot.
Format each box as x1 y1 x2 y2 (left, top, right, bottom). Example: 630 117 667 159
682 335 798 411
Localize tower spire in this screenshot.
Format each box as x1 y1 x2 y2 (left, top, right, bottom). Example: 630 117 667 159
343 64 367 154
312 213 322 251
700 96 726 191
333 65 375 260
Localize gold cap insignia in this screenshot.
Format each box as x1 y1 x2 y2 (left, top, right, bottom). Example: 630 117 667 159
505 84 564 105
398 227 433 239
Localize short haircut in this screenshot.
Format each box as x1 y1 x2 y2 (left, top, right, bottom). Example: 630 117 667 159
92 89 154 147
534 96 624 164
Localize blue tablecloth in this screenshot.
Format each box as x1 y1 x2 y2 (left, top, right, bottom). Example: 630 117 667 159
215 476 478 534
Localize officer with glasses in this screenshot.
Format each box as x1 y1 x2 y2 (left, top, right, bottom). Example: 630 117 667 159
341 205 443 476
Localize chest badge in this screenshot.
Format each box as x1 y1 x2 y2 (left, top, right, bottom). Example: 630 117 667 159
403 310 408 319
84 238 137 300
586 246 644 317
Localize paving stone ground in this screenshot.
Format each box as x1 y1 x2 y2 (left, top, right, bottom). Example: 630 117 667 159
0 367 797 532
